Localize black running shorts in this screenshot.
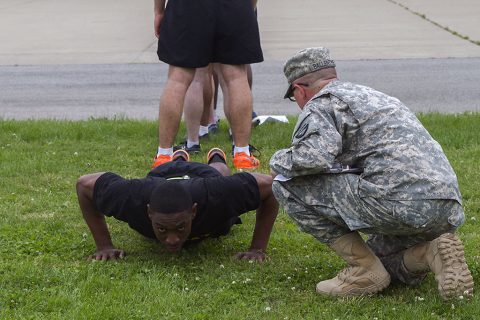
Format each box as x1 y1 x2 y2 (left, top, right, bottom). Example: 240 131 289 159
157 0 263 67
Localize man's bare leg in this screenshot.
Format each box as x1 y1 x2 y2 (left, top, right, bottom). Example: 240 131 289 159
214 63 259 169
152 66 195 168
199 66 214 137
158 66 196 150
215 63 252 149
247 64 253 89
182 66 212 147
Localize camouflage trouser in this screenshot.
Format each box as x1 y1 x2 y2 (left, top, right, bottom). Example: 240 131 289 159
272 174 464 285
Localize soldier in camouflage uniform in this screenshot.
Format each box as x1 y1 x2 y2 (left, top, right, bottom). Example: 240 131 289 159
270 47 474 300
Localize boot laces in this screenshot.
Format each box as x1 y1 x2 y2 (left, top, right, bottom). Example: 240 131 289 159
337 267 352 281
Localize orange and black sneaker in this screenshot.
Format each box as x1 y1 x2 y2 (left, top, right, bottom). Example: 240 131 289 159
151 154 172 169
172 149 190 162
207 147 227 164
233 152 260 170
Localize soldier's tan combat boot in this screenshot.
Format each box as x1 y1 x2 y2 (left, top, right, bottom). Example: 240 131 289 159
403 233 474 300
316 232 391 297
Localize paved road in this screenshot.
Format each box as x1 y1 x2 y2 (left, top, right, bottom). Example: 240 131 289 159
1 58 479 120
1 0 479 119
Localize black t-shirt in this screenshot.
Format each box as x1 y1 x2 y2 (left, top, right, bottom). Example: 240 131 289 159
93 162 260 241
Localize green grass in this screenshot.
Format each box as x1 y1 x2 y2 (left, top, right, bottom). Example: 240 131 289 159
0 113 479 319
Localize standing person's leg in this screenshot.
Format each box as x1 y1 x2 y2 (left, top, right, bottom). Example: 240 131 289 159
200 104 214 137
154 0 215 167
179 65 212 152
154 66 195 167
183 70 203 149
213 0 262 170
216 63 251 147
217 63 260 169
246 64 257 119
199 66 214 138
204 70 219 135
212 68 220 118
246 64 253 89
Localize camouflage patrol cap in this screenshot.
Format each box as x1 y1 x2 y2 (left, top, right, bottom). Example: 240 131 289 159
283 47 336 99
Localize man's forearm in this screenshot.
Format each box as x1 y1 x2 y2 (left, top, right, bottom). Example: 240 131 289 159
249 191 278 252
76 174 115 251
82 207 115 251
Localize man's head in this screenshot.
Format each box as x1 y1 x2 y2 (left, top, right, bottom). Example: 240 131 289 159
147 181 197 252
283 47 337 108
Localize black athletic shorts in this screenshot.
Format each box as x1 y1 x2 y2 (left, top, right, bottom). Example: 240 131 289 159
157 0 263 67
147 160 221 179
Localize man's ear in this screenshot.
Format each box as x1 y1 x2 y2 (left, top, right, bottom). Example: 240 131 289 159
299 84 309 100
191 203 198 220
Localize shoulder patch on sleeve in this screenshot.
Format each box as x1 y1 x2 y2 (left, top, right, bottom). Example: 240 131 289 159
294 117 310 139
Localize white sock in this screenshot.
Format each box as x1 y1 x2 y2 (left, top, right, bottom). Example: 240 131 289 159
157 147 173 156
187 140 199 148
199 126 209 136
234 145 250 156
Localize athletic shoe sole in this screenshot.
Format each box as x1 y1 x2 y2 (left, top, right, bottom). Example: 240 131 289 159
207 147 226 164
172 149 190 162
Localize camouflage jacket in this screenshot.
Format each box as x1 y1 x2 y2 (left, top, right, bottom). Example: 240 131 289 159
270 80 461 202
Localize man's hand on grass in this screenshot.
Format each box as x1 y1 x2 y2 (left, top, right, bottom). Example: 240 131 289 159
90 248 125 261
235 249 267 262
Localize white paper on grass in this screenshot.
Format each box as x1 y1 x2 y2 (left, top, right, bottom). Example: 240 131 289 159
273 174 291 182
252 115 289 126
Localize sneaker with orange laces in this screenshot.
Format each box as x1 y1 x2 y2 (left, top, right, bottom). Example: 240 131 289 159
151 154 172 169
233 152 260 170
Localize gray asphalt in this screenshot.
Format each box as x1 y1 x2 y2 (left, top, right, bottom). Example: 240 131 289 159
1 0 480 120
1 58 479 120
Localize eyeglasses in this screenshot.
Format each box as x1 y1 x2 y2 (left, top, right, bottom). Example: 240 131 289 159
287 83 309 102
